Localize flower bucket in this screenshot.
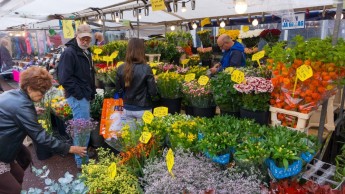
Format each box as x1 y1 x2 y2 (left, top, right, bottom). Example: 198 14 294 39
161 97 182 114
266 158 303 179
240 108 269 125
220 109 240 118
201 59 212 68
184 105 194 115
192 106 216 118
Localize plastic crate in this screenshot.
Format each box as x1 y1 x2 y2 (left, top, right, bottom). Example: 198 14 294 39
270 106 314 132
302 158 345 190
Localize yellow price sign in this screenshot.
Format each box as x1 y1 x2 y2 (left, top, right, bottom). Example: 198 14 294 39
242 26 250 32
149 62 159 67
110 51 119 59
201 17 211 27
198 75 209 86
184 73 195 82
117 61 124 66
142 111 154 124
151 0 165 11
166 148 174 177
153 106 168 117
93 48 103 55
225 67 234 74
252 50 265 67
231 70 245 83
108 162 117 179
139 132 152 144
152 69 157 75
181 59 190 65
297 64 313 81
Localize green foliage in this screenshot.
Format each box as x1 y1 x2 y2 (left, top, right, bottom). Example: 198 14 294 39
165 31 193 47
334 144 345 182
210 71 242 112
102 40 128 61
156 72 183 99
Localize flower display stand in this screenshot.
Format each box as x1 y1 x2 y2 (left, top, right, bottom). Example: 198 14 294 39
302 158 345 190
270 106 314 132
307 95 337 131
145 54 161 62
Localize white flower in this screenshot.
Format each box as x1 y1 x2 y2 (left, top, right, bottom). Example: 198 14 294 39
239 29 264 39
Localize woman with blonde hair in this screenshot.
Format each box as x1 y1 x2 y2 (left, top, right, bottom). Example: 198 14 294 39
115 38 159 129
0 66 87 193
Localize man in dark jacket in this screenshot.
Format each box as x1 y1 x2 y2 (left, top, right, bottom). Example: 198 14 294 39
210 34 246 74
58 24 96 168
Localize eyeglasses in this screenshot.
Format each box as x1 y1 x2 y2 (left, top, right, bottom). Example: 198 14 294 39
218 42 226 49
78 36 92 43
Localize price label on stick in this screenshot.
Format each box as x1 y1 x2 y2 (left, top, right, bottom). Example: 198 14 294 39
110 51 119 59
139 132 152 144
297 64 313 81
108 162 117 179
166 148 175 177
142 111 154 124
152 69 157 75
198 75 209 85
231 70 245 83
252 51 265 67
181 59 190 68
94 48 103 55
184 73 195 82
153 107 168 117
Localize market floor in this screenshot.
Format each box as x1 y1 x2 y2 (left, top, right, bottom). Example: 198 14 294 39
22 145 79 190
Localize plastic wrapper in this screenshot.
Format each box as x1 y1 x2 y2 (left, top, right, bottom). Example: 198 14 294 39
270 59 339 128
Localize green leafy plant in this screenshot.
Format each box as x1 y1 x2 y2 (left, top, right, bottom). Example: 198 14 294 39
334 144 345 182
197 29 212 47
90 93 104 120
210 71 242 112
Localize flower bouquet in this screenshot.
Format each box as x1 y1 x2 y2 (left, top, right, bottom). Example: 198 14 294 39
239 29 264 48
50 96 72 121
66 118 98 164
156 72 183 99
196 47 213 61
234 76 273 112
259 28 281 45
219 29 240 41
182 80 214 108
197 29 212 47
95 64 117 85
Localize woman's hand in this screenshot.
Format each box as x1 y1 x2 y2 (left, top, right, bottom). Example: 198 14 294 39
35 107 45 115
69 146 87 157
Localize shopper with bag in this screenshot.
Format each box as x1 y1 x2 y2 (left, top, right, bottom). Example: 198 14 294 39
0 66 87 194
115 38 159 130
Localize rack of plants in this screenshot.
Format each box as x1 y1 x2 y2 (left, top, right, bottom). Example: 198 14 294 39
302 158 345 190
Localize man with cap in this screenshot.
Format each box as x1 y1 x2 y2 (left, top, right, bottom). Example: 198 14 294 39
210 34 246 74
58 24 96 169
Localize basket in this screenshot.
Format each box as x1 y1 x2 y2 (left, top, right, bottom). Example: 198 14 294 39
301 152 314 163
266 158 303 179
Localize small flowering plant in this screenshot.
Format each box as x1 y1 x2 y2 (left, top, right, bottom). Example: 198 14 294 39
50 96 72 120
167 117 198 152
182 80 214 108
234 76 274 112
197 29 212 47
95 64 117 85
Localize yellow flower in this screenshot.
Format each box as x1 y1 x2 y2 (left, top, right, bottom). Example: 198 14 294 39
187 133 196 142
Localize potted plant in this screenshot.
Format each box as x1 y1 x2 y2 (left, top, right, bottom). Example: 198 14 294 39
210 71 242 117
234 76 274 125
197 116 242 164
197 29 212 47
259 28 281 47
89 92 105 148
197 47 213 68
156 72 184 114
182 80 216 118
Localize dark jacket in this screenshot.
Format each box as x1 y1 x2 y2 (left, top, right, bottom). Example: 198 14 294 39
115 63 158 109
0 45 14 72
0 89 70 163
218 41 246 72
58 38 96 100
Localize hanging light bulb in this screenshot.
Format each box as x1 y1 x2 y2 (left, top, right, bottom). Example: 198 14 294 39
113 12 119 23
334 13 344 19
192 22 197 29
252 18 258 26
138 9 142 19
9 32 13 36
22 31 26 37
170 25 176 31
220 20 226 28
235 0 247 14
181 2 187 12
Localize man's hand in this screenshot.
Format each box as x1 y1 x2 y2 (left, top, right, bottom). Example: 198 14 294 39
210 67 218 74
69 146 87 157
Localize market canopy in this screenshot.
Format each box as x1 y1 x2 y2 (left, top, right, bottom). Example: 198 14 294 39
0 0 340 30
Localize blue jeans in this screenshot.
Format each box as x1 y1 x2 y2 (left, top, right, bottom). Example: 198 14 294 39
123 109 149 130
66 96 90 167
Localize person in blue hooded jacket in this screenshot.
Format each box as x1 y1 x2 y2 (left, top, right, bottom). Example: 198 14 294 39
210 34 246 74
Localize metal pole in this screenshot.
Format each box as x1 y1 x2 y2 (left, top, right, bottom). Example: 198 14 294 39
137 12 140 38
332 2 343 45
318 99 328 146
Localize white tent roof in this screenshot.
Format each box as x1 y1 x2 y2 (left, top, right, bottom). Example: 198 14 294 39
0 0 339 30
